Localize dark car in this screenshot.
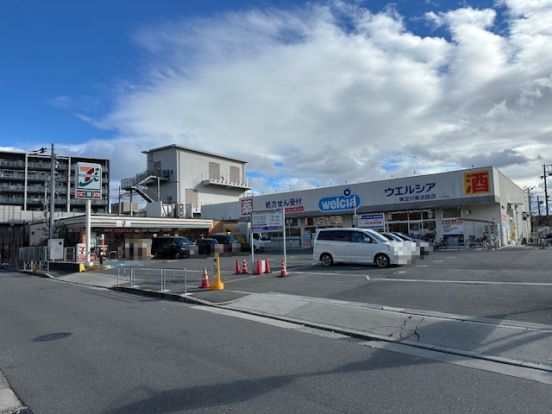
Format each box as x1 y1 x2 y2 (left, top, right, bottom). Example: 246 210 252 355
151 236 192 259
195 238 218 255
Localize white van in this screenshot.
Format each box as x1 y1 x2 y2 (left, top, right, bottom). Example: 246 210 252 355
252 232 271 252
313 228 407 268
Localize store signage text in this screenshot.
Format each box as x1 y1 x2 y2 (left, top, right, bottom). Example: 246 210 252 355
263 198 304 213
385 182 436 202
252 211 284 233
358 213 385 228
464 170 490 195
319 189 360 212
240 198 253 217
75 162 102 200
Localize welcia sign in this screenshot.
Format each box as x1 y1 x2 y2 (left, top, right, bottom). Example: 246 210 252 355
319 189 360 212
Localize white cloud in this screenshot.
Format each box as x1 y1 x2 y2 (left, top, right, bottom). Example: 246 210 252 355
66 1 552 198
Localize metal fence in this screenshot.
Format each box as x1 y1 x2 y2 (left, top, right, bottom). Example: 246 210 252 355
116 267 201 294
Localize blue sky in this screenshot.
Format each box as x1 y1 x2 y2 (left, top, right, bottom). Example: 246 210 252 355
1 0 551 199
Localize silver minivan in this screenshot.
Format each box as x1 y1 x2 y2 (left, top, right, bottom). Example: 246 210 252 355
313 228 407 268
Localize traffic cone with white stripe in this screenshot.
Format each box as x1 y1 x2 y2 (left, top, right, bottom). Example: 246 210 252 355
200 268 210 288
279 259 289 277
265 258 271 273
255 258 262 275
242 258 248 274
235 259 241 275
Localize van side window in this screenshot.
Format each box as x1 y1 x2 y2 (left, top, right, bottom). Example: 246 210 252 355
318 230 352 242
352 232 371 243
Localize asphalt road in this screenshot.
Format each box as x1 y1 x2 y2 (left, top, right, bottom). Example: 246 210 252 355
109 248 552 325
2 271 552 413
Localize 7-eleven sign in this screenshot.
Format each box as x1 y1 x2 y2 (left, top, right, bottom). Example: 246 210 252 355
75 162 102 199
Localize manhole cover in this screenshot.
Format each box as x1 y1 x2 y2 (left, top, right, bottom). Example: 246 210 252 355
33 332 72 342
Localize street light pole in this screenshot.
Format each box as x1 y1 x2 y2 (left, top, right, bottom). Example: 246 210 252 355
49 144 56 239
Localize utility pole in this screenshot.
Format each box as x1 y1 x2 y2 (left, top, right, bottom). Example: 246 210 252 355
537 195 542 216
49 144 56 239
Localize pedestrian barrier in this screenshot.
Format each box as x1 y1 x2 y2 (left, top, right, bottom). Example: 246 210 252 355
116 267 191 294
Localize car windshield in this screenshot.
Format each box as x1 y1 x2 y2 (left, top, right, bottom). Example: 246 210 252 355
363 229 388 243
394 232 414 241
384 233 402 242
174 237 191 247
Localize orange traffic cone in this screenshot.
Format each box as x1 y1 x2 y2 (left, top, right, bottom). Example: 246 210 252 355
235 259 241 275
255 258 262 275
242 258 248 274
265 258 271 273
279 259 289 277
200 268 210 288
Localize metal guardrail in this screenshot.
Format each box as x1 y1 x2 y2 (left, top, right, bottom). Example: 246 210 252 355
117 267 194 294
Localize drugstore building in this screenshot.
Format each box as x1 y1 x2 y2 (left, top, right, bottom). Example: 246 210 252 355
202 167 530 248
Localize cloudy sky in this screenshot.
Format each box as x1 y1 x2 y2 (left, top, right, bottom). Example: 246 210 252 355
1 0 551 206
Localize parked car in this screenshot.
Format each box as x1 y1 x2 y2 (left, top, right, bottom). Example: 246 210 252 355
313 228 408 268
195 238 219 255
151 236 193 259
211 233 242 253
381 232 419 257
391 232 430 255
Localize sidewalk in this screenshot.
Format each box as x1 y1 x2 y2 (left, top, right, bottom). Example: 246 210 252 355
221 293 552 372
41 269 552 374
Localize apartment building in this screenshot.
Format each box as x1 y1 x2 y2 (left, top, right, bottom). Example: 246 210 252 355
0 150 110 214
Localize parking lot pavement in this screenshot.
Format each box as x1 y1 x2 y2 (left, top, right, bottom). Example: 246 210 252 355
47 247 552 325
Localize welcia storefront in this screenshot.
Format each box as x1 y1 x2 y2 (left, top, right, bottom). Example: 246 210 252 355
220 167 529 247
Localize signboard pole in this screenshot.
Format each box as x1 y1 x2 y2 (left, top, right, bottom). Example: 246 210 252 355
251 212 255 265
85 199 92 265
282 208 287 269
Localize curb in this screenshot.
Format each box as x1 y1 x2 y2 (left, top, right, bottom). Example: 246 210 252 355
109 285 552 374
219 304 552 374
0 370 31 414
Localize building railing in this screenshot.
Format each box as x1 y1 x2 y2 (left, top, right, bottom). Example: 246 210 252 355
0 160 25 169
121 168 169 189
202 175 252 189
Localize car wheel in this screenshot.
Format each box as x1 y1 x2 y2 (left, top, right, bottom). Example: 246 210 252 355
375 254 390 268
320 253 333 267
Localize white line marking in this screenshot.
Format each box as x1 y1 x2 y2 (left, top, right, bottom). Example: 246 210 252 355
361 340 552 386
224 274 262 284
370 278 552 287
293 271 371 278
433 260 444 263
365 275 371 281
415 265 428 267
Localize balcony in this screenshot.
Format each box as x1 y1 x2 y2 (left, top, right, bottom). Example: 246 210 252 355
0 196 25 204
202 176 251 190
0 160 25 169
0 185 25 192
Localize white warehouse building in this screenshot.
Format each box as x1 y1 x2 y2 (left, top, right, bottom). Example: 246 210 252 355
202 166 531 248
121 145 251 218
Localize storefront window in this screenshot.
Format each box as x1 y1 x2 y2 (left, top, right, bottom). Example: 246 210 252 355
442 208 462 218
388 212 408 221
422 210 434 219
408 211 422 220
423 221 436 231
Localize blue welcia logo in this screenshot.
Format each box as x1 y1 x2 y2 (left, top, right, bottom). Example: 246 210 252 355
319 189 361 212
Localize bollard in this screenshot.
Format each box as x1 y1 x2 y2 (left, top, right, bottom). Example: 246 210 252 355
117 268 120 287
210 253 224 290
184 268 187 295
